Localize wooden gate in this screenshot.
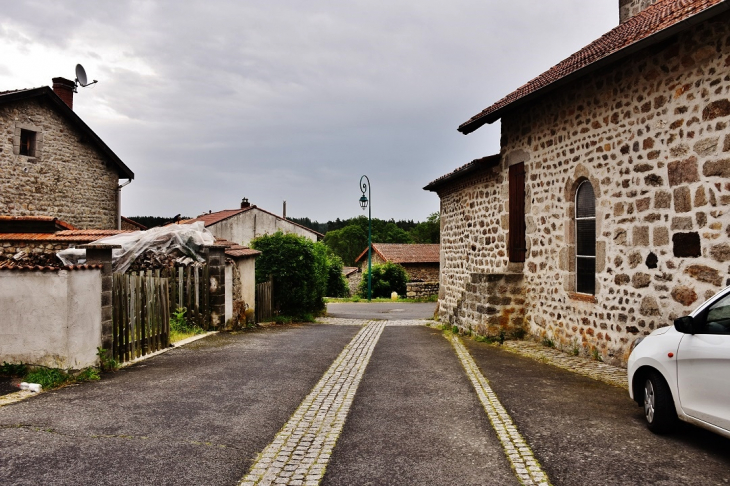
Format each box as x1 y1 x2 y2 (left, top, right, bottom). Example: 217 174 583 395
112 272 170 364
112 265 212 364
255 277 274 323
165 266 211 330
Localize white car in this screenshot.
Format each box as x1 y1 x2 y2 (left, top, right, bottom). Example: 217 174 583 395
628 285 730 438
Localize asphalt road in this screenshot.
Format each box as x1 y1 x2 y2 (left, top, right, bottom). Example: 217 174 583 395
2 322 729 485
326 302 437 320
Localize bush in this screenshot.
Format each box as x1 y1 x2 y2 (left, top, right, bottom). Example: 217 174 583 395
251 232 333 316
357 262 408 299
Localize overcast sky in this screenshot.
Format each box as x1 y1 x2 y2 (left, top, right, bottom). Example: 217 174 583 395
1 0 618 223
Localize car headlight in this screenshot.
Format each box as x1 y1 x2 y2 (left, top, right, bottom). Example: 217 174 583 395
630 337 645 352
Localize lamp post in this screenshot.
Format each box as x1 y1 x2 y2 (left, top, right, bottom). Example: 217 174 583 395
359 175 372 302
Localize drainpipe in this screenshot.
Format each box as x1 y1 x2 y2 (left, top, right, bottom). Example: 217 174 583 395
117 179 132 230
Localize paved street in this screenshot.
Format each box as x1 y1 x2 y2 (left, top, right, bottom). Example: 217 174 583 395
1 315 729 485
326 302 437 320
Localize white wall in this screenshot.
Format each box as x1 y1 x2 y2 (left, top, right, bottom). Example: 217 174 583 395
0 269 102 370
237 257 256 309
210 208 318 245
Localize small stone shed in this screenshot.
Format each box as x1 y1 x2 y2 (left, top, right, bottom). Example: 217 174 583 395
342 266 361 296
426 0 730 366
181 198 323 246
355 243 440 282
0 78 134 230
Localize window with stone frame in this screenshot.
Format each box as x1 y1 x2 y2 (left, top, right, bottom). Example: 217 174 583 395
575 181 596 294
19 129 37 157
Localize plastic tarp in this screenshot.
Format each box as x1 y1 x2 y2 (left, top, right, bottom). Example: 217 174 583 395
57 222 216 273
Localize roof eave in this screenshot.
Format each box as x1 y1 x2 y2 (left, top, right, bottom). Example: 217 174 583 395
458 0 730 134
423 155 501 192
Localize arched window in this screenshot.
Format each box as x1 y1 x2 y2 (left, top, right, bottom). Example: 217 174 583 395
575 181 596 294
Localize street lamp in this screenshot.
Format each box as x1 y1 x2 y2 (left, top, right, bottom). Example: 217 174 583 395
359 175 372 302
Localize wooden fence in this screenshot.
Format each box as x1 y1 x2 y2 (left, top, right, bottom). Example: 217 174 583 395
255 278 274 323
112 265 211 364
112 272 170 363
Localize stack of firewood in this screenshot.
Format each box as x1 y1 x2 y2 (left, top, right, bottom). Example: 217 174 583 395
126 250 204 272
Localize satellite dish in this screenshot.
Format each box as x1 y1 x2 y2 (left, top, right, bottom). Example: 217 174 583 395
74 64 98 90
75 64 88 86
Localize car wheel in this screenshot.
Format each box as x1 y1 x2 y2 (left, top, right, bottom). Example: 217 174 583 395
643 370 677 433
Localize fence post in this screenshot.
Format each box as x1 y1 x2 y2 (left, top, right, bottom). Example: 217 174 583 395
206 244 227 330
82 243 121 352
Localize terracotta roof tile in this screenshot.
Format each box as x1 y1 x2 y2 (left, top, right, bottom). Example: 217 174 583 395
355 243 440 264
214 238 261 258
459 0 729 133
342 266 359 277
0 260 103 272
0 229 130 242
424 154 501 191
181 206 324 238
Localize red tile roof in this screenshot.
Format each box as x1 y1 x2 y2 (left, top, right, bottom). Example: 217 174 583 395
0 260 103 272
424 154 501 192
182 206 324 238
459 0 730 133
0 229 131 242
0 215 76 232
182 208 251 226
355 243 440 264
121 216 147 230
342 266 359 277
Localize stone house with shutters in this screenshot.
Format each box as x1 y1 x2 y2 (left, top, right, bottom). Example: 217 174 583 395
0 78 134 230
426 0 730 366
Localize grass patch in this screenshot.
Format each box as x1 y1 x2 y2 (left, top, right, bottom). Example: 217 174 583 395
542 336 555 348
22 366 100 390
170 307 205 343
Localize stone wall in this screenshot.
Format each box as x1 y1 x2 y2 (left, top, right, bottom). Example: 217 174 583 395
402 263 440 282
406 281 439 299
1 240 70 259
0 98 120 229
619 0 659 24
438 12 730 366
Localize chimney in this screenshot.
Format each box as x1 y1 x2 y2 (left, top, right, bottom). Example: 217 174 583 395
241 197 250 209
52 77 75 110
619 0 659 24
283 200 287 219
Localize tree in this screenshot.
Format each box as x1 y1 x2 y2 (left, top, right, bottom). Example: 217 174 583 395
250 232 330 316
409 212 440 243
323 225 368 267
358 262 409 299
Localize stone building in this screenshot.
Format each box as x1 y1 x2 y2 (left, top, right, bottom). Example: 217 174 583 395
0 78 134 229
355 243 440 282
182 198 323 246
426 0 730 366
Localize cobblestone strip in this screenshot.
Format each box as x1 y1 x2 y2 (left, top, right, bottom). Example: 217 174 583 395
449 334 551 486
239 321 386 486
316 317 430 327
501 341 628 390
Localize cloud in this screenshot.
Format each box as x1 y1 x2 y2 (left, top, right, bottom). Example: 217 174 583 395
0 0 617 222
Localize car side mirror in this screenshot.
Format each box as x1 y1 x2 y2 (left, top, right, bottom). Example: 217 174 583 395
674 315 695 334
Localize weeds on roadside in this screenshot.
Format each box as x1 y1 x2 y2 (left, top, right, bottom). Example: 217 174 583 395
591 348 604 362
97 347 119 373
23 366 101 390
542 336 555 348
170 307 205 342
0 361 28 377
